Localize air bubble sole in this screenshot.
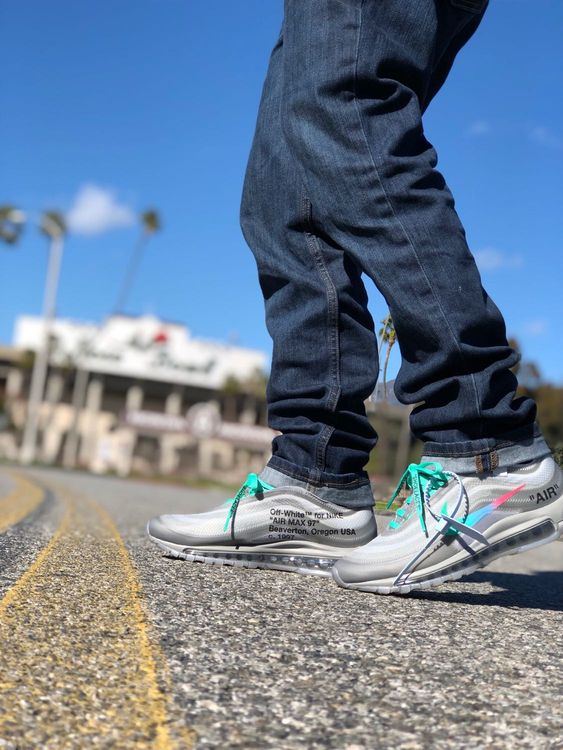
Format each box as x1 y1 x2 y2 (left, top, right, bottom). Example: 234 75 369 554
332 518 563 595
148 533 341 577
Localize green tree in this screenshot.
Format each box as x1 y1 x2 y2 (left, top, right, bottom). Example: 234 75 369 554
222 369 269 424
510 337 563 451
40 210 66 240
0 205 26 245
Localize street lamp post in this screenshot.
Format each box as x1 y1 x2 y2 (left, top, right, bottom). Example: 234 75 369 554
20 213 66 465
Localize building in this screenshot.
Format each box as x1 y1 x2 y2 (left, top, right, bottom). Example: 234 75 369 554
2 314 275 482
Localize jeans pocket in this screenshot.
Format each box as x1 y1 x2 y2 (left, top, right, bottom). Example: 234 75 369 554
450 0 488 13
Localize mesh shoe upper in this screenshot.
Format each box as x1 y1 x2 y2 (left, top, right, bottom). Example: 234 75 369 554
334 456 563 586
148 480 377 549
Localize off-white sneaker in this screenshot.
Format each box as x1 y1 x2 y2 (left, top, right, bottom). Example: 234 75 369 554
333 456 563 594
148 472 377 576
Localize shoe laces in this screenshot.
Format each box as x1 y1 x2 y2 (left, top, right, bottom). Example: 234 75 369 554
223 472 273 533
388 462 490 586
387 461 452 534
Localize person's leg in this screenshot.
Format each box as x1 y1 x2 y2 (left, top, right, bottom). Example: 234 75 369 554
279 0 546 468
148 0 561 582
146 24 381 573
305 0 563 594
241 29 379 507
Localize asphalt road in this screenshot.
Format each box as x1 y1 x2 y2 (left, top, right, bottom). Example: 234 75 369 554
0 466 562 750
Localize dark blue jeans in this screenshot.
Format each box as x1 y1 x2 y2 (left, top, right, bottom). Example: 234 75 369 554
241 0 545 504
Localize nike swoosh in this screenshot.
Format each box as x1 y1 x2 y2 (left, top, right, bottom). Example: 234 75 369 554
464 483 526 527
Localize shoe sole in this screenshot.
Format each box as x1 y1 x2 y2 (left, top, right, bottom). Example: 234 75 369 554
332 517 563 595
147 531 345 577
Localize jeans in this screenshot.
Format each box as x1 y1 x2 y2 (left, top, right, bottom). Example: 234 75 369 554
240 0 547 506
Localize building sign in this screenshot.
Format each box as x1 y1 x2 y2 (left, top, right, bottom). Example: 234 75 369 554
122 402 276 448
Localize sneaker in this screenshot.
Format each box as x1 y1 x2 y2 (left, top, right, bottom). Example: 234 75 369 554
332 456 563 594
147 472 377 576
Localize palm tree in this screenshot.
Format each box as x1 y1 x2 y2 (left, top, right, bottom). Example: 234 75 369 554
378 313 397 399
39 210 66 240
0 205 26 245
114 209 161 313
20 211 67 464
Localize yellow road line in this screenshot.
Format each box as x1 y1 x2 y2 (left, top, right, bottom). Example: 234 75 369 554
0 479 194 749
87 498 188 750
0 471 45 533
0 489 72 618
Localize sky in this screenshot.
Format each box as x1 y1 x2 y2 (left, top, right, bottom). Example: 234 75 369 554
1 0 562 383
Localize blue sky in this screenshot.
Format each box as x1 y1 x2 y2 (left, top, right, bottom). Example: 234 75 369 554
1 0 562 383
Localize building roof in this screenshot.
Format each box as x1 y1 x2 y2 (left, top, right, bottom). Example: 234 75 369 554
13 315 268 389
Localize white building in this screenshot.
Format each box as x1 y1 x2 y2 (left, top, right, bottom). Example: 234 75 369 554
4 314 275 481
14 314 267 389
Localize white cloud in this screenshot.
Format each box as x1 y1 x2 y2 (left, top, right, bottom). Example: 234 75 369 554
473 247 524 272
523 320 548 336
466 120 491 137
66 184 135 235
530 126 563 151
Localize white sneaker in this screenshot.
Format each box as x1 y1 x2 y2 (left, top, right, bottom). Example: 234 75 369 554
332 456 563 594
147 472 377 576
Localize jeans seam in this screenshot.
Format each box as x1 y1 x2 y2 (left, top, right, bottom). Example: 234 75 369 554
353 0 482 430
302 196 342 474
315 425 335 475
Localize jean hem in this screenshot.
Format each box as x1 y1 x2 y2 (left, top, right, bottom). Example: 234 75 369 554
266 456 371 488
422 424 551 474
262 457 375 509
423 423 541 458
